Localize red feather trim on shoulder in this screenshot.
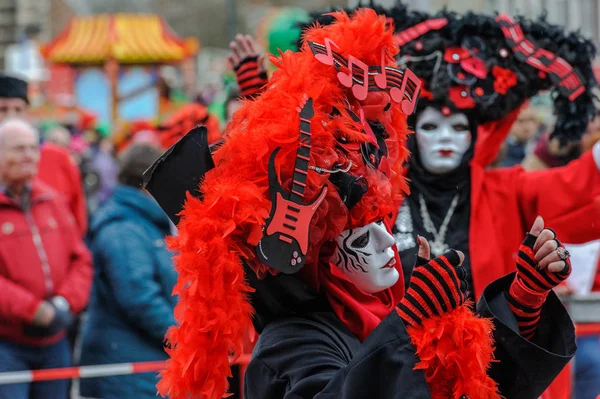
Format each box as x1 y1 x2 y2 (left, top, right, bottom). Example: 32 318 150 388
406 304 501 399
157 179 266 399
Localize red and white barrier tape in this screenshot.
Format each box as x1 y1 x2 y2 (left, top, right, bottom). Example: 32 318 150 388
0 355 252 385
0 361 165 385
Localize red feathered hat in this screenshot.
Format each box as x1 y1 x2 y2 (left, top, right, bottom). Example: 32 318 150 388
158 103 222 149
157 9 421 399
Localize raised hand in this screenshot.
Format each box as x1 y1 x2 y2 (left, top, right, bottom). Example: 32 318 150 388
396 237 469 327
507 216 571 339
228 34 268 98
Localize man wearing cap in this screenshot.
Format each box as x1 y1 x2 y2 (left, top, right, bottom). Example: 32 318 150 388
0 74 88 235
0 75 28 120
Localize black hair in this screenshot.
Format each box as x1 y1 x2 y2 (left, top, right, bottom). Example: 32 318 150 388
118 144 163 188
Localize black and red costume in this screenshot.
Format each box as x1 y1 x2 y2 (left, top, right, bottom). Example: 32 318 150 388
145 9 581 399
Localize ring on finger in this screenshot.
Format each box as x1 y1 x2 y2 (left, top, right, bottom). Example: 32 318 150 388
555 246 570 261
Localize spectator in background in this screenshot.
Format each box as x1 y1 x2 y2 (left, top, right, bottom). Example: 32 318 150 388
44 126 72 149
0 119 92 399
0 74 88 236
0 75 28 120
81 125 119 214
37 142 88 236
79 144 177 399
499 106 541 167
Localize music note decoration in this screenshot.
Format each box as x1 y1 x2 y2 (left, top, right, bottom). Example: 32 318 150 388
256 96 328 274
308 40 422 114
393 18 449 47
496 14 585 101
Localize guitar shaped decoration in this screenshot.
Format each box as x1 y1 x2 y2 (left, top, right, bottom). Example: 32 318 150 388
256 97 328 274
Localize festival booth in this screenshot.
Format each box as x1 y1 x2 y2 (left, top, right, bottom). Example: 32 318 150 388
41 14 199 126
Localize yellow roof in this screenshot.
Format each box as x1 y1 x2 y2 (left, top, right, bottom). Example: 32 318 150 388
43 14 199 64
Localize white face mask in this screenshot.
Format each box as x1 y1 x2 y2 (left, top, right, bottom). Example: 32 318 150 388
332 221 399 294
415 107 472 174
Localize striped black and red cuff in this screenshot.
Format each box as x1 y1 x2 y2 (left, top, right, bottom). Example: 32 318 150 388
506 276 547 340
516 234 570 292
397 251 467 327
234 56 268 98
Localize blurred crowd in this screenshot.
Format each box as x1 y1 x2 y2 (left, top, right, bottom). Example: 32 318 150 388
0 31 599 399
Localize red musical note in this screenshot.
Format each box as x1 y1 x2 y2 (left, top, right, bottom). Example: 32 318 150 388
359 108 378 144
337 55 369 101
374 49 389 89
314 38 339 66
395 68 422 115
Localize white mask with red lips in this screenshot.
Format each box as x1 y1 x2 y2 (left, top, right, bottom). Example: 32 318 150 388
415 107 472 174
332 221 399 294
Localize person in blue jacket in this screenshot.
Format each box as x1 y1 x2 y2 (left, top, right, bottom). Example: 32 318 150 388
79 143 176 399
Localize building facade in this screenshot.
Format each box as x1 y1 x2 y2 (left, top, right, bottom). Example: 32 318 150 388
0 0 74 71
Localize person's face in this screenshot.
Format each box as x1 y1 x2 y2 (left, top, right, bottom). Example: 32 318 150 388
332 221 399 294
0 98 28 120
415 107 471 174
0 124 40 186
511 109 539 143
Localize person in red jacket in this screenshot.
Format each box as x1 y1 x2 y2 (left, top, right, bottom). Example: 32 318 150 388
37 142 88 236
0 118 93 399
0 74 88 236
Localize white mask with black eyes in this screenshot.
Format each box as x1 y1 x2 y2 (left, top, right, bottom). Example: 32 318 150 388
415 107 472 174
332 221 399 294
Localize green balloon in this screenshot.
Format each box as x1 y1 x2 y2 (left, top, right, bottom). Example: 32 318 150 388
267 8 310 55
95 121 112 138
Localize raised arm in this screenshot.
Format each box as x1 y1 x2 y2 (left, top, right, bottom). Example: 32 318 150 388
516 143 600 243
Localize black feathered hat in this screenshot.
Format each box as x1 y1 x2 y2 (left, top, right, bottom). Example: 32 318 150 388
389 5 598 142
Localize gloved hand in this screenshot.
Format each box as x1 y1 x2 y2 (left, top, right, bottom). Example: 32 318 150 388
507 216 571 339
397 237 468 327
24 298 74 337
228 34 268 99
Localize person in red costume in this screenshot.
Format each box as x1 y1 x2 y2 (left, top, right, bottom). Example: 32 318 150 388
0 74 88 236
384 8 599 399
145 10 577 399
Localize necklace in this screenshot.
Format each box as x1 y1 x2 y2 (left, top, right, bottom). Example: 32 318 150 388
419 193 460 256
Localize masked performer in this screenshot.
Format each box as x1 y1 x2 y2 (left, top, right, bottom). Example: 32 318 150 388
146 9 575 399
381 6 600 297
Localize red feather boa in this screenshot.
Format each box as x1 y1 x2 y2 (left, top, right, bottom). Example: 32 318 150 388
404 304 501 399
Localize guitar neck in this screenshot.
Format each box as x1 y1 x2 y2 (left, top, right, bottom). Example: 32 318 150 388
289 116 312 204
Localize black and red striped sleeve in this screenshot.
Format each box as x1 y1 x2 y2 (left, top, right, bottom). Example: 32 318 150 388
234 56 268 98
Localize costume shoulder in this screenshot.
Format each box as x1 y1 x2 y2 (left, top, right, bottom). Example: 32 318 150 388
246 311 431 399
477 273 576 399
